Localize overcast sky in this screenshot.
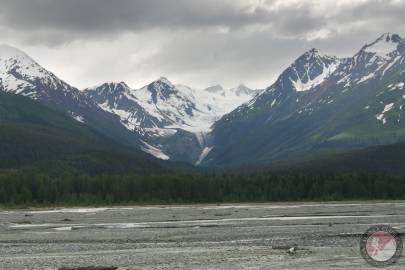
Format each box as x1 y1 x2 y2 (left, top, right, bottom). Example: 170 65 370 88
1 0 405 89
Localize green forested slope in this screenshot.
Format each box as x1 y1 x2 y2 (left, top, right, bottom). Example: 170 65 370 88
0 92 166 175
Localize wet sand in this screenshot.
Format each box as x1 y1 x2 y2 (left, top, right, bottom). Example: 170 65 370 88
1 202 404 269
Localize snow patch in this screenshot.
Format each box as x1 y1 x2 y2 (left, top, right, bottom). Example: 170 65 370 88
382 56 401 75
292 62 338 92
141 141 170 160
196 146 213 165
73 115 85 123
389 82 404 90
376 103 395 125
337 74 351 88
363 34 399 59
357 73 375 84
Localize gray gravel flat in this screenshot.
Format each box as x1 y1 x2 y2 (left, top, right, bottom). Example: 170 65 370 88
1 202 405 269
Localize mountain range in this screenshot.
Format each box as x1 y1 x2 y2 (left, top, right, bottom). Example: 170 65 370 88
1 33 405 168
203 33 405 167
83 79 259 163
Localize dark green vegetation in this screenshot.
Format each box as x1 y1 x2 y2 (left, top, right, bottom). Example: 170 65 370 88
1 169 405 206
0 92 167 176
265 142 405 174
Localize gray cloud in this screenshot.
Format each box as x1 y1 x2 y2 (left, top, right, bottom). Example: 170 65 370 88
1 0 405 89
0 0 272 42
2 0 403 44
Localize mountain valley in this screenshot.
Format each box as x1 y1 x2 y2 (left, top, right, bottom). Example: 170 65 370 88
2 33 405 167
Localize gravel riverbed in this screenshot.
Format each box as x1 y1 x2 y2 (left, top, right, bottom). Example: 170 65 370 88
1 202 404 269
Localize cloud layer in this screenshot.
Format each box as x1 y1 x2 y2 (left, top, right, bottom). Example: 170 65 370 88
1 0 405 89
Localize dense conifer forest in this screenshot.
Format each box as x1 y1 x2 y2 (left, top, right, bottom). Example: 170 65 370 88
1 169 404 206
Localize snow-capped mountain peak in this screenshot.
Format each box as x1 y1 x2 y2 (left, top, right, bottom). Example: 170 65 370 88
0 45 143 146
115 81 130 89
339 33 405 87
139 76 180 104
292 50 340 92
83 81 133 104
268 48 340 93
205 33 405 167
361 33 404 59
148 77 174 90
303 47 320 56
0 44 83 101
89 81 130 94
155 76 173 84
0 44 50 84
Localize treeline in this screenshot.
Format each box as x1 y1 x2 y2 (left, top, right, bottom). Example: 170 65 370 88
1 169 405 206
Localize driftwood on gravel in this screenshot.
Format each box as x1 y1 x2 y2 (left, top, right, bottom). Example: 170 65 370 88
59 267 118 270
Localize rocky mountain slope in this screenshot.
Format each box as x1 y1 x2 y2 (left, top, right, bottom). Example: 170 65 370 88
84 78 259 163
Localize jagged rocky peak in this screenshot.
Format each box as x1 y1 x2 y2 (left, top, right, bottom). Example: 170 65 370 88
112 81 130 88
84 81 132 101
102 81 130 93
382 32 403 43
139 76 179 104
150 76 174 88
362 33 405 57
303 47 320 57
147 76 177 91
275 48 340 92
373 33 403 45
144 76 175 94
296 48 338 66
298 48 323 61
91 81 130 91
